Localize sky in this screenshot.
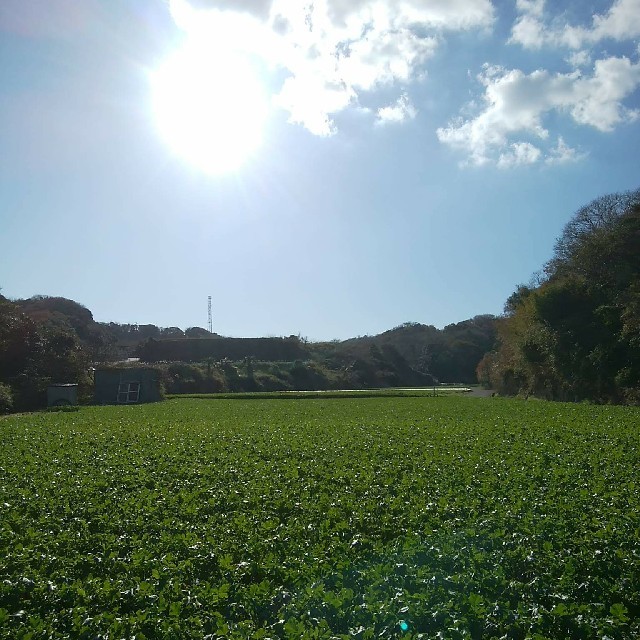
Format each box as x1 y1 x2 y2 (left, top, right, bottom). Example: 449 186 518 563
1 0 639 341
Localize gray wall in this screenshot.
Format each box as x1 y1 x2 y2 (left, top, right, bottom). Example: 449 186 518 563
94 368 162 404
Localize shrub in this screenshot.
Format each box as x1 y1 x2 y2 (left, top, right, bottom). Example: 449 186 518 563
255 372 292 392
0 383 14 413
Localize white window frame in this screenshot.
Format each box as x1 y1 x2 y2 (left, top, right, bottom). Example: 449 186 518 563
117 381 140 404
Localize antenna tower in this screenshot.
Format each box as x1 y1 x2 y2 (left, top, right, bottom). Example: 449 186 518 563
207 296 212 333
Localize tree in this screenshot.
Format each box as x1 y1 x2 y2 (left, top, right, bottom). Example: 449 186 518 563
503 285 532 316
185 326 212 338
487 190 640 403
546 189 640 281
161 327 185 339
0 297 40 379
0 382 13 413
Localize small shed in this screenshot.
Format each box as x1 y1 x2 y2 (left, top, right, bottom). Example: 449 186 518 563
47 384 78 407
94 367 162 405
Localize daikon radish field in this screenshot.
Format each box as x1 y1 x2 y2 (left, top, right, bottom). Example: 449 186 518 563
1 397 638 639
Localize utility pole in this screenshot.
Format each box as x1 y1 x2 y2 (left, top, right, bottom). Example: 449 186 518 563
207 296 212 334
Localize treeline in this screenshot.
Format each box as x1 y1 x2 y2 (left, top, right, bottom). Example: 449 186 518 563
0 296 229 410
156 356 430 395
0 290 496 410
103 323 218 347
136 318 497 391
0 295 94 412
138 336 310 363
478 189 640 404
322 316 496 384
3 188 638 408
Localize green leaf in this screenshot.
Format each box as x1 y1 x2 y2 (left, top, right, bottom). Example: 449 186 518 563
609 603 629 622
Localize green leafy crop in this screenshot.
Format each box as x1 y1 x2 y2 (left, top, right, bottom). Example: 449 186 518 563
1 397 638 638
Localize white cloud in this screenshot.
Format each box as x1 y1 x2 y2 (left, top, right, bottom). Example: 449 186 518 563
509 13 546 49
545 136 585 164
339 29 438 92
570 56 640 129
167 0 495 135
375 93 417 125
192 0 273 19
326 0 495 31
515 0 544 18
497 142 541 168
510 0 640 50
566 50 591 68
437 57 640 166
567 0 640 47
274 76 355 136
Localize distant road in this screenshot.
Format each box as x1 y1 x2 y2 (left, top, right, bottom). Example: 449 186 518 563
279 387 474 394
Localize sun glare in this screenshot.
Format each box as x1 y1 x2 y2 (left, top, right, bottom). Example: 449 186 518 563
151 43 269 174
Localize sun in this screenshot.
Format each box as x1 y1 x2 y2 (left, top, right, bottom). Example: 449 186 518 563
150 42 269 174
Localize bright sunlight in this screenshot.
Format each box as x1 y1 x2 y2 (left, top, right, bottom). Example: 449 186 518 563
150 41 269 174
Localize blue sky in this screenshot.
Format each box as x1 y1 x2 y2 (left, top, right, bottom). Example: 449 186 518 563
1 0 639 340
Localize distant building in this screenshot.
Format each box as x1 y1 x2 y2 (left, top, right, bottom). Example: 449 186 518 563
47 384 78 407
94 367 162 405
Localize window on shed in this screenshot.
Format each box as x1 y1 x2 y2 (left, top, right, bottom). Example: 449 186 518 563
117 381 140 403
